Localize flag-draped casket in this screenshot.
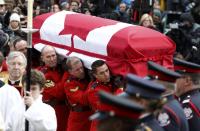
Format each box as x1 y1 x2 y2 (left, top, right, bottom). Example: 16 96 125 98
33 11 175 76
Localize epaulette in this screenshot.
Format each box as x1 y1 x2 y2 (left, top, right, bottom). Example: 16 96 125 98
141 123 152 131
135 123 152 131
70 86 79 92
0 80 5 88
91 82 99 89
45 80 55 88
182 99 190 104
143 125 152 131
181 95 191 104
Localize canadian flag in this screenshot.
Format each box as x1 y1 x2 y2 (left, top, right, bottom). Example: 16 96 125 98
33 11 175 76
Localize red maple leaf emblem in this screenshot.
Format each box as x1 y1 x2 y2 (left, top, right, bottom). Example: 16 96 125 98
59 13 118 41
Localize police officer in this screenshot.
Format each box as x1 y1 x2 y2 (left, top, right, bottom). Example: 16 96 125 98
147 61 189 131
90 91 144 131
174 58 200 131
120 73 166 131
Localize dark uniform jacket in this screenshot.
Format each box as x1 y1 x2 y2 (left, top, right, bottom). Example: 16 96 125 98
179 89 200 131
158 94 189 131
137 114 165 131
64 75 92 131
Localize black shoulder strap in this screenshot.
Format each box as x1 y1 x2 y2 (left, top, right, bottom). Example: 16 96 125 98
91 82 99 89
0 80 5 88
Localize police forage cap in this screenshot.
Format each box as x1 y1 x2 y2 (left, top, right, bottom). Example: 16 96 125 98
125 73 166 99
0 0 5 5
10 13 20 22
173 58 200 73
90 91 144 120
147 61 182 82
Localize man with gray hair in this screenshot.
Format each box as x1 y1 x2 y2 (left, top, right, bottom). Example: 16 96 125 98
0 51 22 130
64 56 92 131
6 51 27 96
37 45 68 131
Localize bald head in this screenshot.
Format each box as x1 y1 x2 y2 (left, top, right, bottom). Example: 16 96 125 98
41 45 56 55
41 45 57 68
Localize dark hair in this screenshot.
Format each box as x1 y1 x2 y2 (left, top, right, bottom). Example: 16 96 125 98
91 60 106 74
52 3 61 10
13 37 26 48
0 30 9 48
70 0 79 6
22 69 46 89
0 51 4 66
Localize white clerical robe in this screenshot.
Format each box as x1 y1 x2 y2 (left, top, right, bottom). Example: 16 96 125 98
6 95 57 131
0 84 22 126
0 112 4 131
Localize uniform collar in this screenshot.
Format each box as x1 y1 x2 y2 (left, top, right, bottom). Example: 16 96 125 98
95 80 111 86
139 113 154 123
8 79 21 85
164 93 175 101
179 88 200 101
68 75 82 81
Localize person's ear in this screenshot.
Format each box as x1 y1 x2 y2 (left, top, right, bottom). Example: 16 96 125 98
185 76 193 86
93 72 98 79
40 55 44 62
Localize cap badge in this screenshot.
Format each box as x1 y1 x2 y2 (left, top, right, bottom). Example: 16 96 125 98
183 107 193 119
158 112 170 126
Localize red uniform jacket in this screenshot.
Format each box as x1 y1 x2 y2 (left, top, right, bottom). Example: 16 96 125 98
86 80 123 131
64 76 92 131
37 65 69 131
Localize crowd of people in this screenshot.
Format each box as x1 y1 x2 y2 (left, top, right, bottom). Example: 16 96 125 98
0 0 200 131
